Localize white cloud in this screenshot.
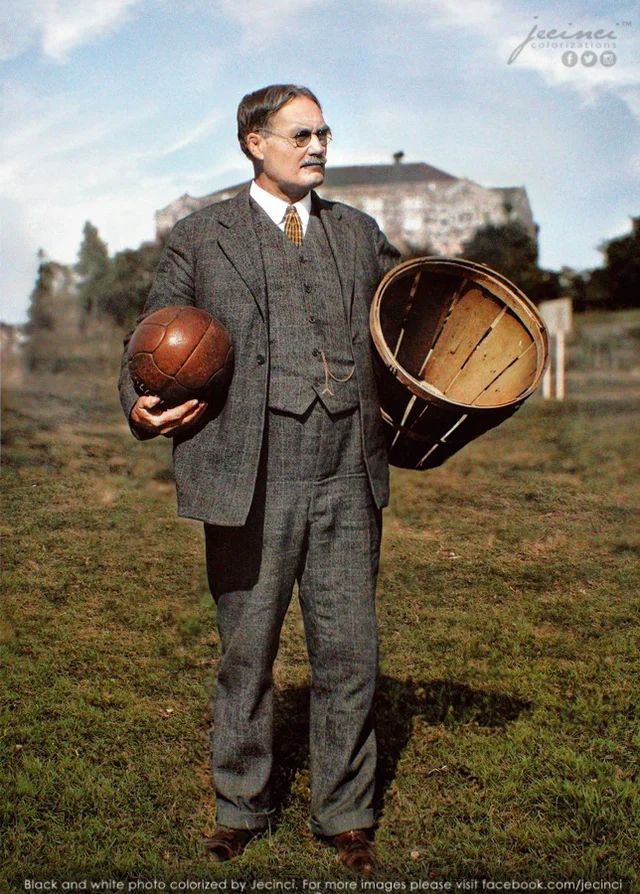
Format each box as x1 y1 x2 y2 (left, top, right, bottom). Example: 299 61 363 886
2 0 637 322
0 195 41 324
0 77 232 322
377 0 640 121
600 215 636 245
211 0 318 47
0 0 144 63
415 0 502 29
149 112 221 159
0 80 155 188
498 8 640 119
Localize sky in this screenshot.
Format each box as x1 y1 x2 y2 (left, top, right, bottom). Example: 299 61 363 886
1 0 638 324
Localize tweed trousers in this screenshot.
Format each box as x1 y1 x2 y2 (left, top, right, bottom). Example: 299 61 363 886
204 399 382 837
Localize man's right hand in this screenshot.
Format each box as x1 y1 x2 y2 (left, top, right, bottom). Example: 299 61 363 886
130 394 209 438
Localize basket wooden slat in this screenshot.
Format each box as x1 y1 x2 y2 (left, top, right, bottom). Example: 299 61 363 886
474 341 539 407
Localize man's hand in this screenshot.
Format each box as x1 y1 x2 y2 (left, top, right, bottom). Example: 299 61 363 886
130 394 209 438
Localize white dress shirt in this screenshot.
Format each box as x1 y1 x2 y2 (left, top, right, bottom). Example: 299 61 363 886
249 180 312 236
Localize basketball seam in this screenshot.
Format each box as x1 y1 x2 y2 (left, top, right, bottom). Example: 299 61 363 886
152 307 197 370
173 320 216 384
155 306 183 328
203 345 233 389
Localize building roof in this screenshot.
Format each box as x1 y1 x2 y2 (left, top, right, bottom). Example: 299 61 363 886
155 161 513 221
184 162 459 207
323 162 457 187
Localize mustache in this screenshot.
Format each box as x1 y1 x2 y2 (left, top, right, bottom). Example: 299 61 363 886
301 158 326 167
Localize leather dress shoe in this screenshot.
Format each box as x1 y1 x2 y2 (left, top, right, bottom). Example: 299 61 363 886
330 829 377 876
203 825 257 862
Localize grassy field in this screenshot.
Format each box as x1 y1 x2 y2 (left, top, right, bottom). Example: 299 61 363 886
1 316 639 890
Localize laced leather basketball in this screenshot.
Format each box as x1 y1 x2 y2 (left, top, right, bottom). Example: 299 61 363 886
127 305 234 407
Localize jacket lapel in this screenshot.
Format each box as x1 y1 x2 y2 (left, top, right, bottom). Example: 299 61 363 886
214 187 267 320
316 194 356 325
213 188 356 325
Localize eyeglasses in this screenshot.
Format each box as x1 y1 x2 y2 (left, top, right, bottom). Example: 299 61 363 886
259 125 332 148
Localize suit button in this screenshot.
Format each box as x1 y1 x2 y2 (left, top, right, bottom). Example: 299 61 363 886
309 315 316 323
256 354 265 365
303 283 311 293
312 349 320 358
352 332 359 343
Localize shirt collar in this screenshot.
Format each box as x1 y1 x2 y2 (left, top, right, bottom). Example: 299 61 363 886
249 180 311 232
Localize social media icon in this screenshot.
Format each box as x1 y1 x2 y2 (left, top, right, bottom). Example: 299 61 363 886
562 51 578 67
600 51 617 67
581 51 597 66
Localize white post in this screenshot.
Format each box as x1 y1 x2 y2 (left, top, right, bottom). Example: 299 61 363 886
539 299 572 401
556 331 566 400
542 338 553 399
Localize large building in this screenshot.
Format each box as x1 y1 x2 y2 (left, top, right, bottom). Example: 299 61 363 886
155 155 536 256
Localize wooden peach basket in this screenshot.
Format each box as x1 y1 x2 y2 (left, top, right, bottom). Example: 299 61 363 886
370 257 549 469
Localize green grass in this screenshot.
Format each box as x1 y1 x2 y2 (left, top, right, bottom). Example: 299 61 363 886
1 333 639 889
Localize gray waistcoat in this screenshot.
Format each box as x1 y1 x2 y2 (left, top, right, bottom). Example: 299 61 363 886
252 202 359 415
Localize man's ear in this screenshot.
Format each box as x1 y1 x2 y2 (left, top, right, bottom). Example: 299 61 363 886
245 132 264 162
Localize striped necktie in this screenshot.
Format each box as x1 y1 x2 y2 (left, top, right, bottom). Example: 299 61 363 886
284 204 304 247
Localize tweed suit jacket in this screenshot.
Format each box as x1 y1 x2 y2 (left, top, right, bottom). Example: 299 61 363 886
118 186 400 526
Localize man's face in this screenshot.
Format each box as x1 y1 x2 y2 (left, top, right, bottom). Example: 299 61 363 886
247 96 328 202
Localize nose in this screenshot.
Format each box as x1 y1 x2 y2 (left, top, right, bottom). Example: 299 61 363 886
307 131 326 154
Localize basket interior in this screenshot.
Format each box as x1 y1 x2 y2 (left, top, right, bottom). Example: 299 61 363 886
379 266 541 408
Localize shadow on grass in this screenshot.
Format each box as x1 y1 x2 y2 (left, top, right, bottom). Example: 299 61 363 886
271 676 531 824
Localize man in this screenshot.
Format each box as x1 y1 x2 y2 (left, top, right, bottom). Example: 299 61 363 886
119 84 399 874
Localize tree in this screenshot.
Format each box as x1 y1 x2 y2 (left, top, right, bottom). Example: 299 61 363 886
25 254 76 371
26 251 56 333
76 221 110 321
98 241 163 327
588 217 640 310
460 221 559 303
558 266 588 313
